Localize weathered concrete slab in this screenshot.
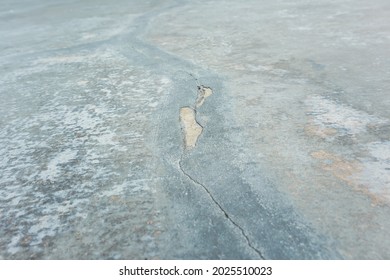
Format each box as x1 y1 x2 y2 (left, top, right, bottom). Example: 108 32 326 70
1 0 389 259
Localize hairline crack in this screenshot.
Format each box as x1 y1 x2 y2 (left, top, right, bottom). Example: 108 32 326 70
178 154 265 259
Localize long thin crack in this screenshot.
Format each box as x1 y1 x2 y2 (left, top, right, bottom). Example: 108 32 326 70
178 83 265 259
178 155 265 259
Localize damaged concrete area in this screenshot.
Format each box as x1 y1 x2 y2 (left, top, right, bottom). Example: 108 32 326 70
195 86 213 109
180 107 203 149
1 0 390 259
180 85 213 149
179 85 264 258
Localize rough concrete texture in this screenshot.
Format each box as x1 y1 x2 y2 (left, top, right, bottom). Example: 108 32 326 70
1 0 389 259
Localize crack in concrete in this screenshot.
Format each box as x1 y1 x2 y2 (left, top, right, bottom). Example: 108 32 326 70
178 156 265 259
178 84 265 259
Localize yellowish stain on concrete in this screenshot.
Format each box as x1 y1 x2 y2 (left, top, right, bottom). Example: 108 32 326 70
311 150 362 184
310 150 389 205
305 123 338 139
180 107 203 149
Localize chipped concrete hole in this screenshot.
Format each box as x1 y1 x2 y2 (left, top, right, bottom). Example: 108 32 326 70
178 85 265 259
180 85 213 150
180 107 203 149
195 85 213 109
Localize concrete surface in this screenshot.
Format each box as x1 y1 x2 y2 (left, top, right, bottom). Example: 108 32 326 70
0 0 389 259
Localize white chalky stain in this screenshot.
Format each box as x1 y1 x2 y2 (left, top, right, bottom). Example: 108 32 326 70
40 149 78 181
305 95 387 137
0 48 172 256
306 95 390 203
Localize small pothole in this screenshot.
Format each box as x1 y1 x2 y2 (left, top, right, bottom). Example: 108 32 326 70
180 85 213 150
180 107 203 149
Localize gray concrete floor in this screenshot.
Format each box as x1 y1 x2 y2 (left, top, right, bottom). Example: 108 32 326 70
1 0 389 259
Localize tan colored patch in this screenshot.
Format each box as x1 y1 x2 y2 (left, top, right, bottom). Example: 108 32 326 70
109 195 121 202
305 123 337 138
309 150 388 204
311 150 362 184
195 86 213 108
180 107 203 149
